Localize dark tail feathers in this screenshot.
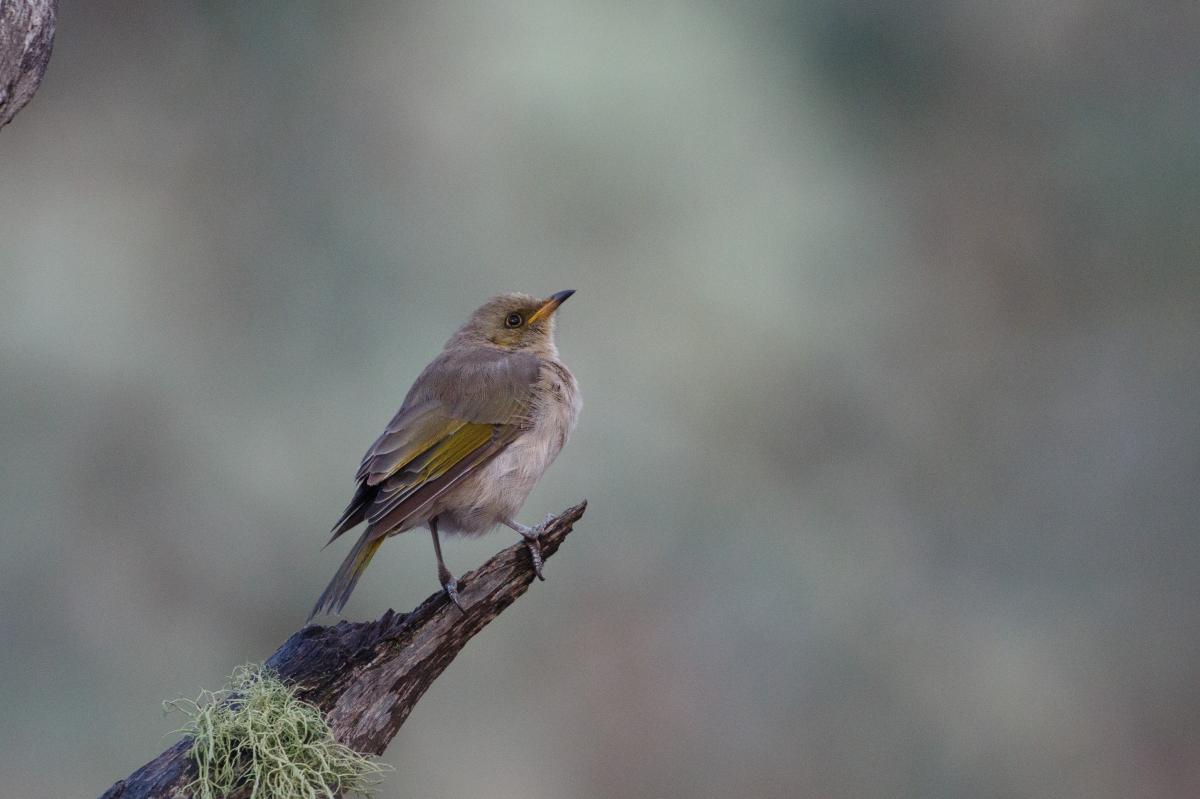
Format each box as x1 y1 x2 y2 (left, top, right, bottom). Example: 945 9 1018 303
308 530 384 622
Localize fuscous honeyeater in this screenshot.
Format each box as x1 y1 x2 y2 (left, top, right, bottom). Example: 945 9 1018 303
310 290 580 619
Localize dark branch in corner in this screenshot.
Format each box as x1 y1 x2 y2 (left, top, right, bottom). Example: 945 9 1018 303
98 500 587 799
0 0 56 128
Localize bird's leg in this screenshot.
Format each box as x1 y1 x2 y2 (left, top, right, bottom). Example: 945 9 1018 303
504 516 555 581
430 518 464 612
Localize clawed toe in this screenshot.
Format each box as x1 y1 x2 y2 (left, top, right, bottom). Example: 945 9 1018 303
442 576 465 613
525 537 545 581
505 517 550 580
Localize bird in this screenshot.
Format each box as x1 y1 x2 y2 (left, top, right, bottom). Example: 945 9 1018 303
309 290 580 621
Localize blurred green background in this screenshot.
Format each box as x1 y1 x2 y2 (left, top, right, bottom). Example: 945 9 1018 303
2 2 1198 797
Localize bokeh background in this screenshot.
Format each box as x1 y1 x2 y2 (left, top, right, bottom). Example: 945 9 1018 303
2 2 1198 797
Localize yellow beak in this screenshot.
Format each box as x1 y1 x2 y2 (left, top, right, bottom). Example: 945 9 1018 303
527 289 575 325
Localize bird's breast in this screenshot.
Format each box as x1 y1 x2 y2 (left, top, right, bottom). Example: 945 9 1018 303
486 359 580 500
434 359 580 536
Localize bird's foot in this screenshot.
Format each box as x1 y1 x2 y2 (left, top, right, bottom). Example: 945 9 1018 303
509 517 554 581
525 536 545 581
441 573 465 613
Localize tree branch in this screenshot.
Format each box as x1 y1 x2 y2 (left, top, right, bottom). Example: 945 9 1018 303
98 500 587 799
0 0 56 129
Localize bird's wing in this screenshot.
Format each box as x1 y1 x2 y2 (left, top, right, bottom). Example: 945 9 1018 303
327 349 539 543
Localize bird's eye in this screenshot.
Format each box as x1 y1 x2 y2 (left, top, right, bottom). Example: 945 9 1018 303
505 312 523 328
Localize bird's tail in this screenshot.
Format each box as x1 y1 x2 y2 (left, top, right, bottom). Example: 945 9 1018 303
308 531 384 622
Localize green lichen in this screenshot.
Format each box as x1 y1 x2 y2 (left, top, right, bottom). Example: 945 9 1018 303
165 664 390 799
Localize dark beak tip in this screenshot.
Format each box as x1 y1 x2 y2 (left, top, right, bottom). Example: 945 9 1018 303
553 289 576 303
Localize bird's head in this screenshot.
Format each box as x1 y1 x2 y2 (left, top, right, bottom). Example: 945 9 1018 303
449 290 575 356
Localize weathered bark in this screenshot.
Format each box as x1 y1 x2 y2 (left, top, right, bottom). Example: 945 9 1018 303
99 500 587 799
0 0 56 128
